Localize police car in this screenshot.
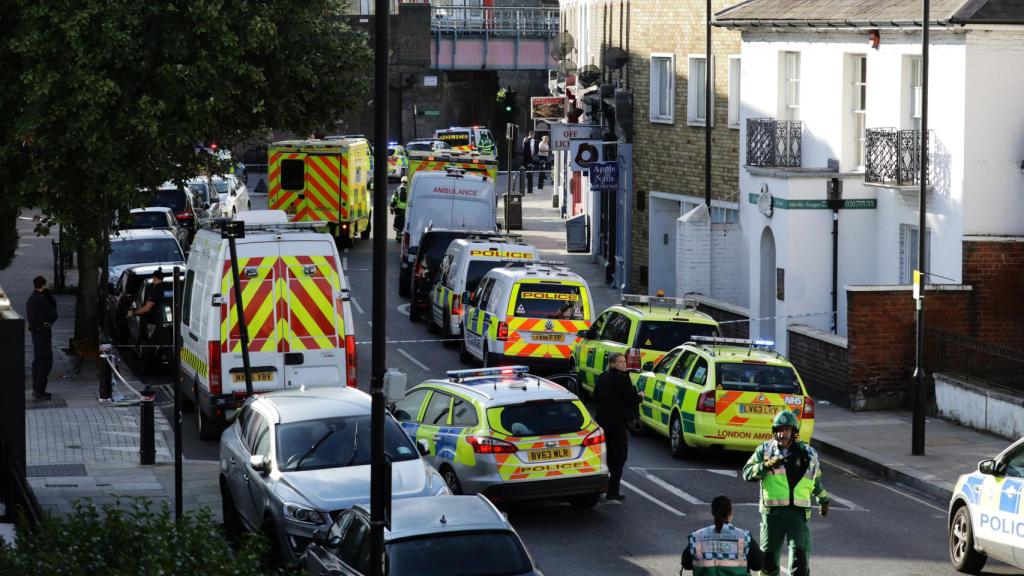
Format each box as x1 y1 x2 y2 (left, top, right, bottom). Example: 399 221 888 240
460 263 593 370
392 366 608 509
428 236 538 341
949 437 1024 572
571 294 719 397
633 336 815 457
387 142 409 180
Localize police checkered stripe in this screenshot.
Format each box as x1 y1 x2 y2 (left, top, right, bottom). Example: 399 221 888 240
268 152 301 212
220 257 280 353
503 318 590 359
492 428 604 481
180 346 207 377
281 255 342 351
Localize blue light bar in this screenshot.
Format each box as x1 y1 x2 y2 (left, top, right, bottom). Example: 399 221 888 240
446 366 530 382
752 339 775 349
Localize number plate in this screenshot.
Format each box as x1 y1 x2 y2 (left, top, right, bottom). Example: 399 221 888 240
738 404 781 415
231 371 275 383
532 333 565 342
527 447 572 462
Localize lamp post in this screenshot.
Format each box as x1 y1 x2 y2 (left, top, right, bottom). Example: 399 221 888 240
912 0 930 456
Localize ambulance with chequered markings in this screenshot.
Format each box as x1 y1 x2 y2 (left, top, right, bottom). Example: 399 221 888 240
392 366 608 508
178 210 356 440
633 336 815 457
460 263 593 370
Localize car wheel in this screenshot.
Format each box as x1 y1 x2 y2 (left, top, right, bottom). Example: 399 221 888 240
441 466 463 495
261 514 283 568
459 335 472 364
949 506 987 574
360 218 371 240
426 313 439 334
398 269 410 297
196 389 219 441
179 377 195 413
569 493 601 509
670 413 690 459
568 360 588 399
409 303 420 323
441 310 456 348
220 477 243 539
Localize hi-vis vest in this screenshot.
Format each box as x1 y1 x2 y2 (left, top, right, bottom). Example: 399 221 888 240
688 523 751 576
759 441 825 509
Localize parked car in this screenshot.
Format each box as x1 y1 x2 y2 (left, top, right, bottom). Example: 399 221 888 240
405 138 452 153
219 387 449 565
105 263 181 343
147 182 204 232
302 495 543 576
208 174 251 217
408 228 496 323
106 229 185 295
123 207 191 252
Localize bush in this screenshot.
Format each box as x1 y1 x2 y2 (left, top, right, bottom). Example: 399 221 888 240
0 498 284 576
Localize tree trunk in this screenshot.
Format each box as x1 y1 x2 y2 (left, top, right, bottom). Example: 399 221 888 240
74 242 101 359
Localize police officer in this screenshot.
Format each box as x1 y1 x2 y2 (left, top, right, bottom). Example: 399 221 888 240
593 352 642 502
742 410 830 576
681 495 764 575
27 275 58 400
390 176 408 240
126 269 165 324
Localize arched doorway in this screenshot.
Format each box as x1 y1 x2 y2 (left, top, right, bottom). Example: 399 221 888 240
759 227 777 341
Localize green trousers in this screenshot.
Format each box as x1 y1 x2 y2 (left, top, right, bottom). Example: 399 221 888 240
760 506 812 576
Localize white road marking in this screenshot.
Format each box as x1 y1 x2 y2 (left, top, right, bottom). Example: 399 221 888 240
397 348 429 371
821 456 945 514
621 480 686 516
707 469 738 478
634 468 705 505
367 320 373 328
342 256 349 270
397 303 410 316
827 492 867 511
344 247 349 253
350 296 364 315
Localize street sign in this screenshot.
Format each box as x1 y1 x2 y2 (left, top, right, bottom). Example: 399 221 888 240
531 96 566 120
423 110 440 117
570 139 603 171
551 123 601 151
590 161 619 191
424 75 438 87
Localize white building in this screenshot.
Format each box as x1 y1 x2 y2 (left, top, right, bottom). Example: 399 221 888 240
716 0 1024 353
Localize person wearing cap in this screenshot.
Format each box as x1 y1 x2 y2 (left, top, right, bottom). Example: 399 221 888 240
742 410 829 576
390 176 409 239
127 269 166 322
681 495 764 575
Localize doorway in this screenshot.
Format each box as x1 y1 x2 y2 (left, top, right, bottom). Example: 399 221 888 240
759 227 777 341
648 195 680 296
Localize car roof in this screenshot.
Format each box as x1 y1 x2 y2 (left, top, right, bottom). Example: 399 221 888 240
123 263 185 277
355 495 511 542
611 303 718 325
251 387 373 424
418 372 578 406
682 343 793 366
484 263 585 284
110 229 177 241
413 171 491 185
452 237 534 250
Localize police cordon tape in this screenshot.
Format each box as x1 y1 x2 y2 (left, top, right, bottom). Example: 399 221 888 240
99 344 144 404
716 310 836 325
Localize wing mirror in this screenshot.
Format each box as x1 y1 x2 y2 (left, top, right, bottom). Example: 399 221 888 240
312 527 327 545
249 454 271 475
416 439 430 456
577 329 590 339
979 459 1006 476
642 361 654 372
462 291 472 306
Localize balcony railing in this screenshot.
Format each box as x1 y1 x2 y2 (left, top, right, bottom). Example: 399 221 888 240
865 128 931 186
746 118 802 168
430 6 559 37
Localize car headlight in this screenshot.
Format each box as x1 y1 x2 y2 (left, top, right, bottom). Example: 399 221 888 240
283 502 326 525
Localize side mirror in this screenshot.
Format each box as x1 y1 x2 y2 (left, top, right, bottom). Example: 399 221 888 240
577 329 589 339
979 459 1006 476
249 454 271 475
642 361 654 372
462 291 472 306
312 527 327 545
416 439 430 456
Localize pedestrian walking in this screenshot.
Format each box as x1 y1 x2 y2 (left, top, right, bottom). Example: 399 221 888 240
592 352 642 501
521 130 537 190
537 134 551 189
742 410 830 576
681 495 764 575
27 275 58 400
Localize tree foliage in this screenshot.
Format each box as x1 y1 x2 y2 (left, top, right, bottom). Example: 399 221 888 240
0 0 372 346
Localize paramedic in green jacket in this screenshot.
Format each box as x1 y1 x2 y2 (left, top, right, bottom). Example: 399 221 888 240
742 409 830 576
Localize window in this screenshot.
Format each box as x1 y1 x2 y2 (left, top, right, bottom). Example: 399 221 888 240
511 283 585 320
728 56 741 129
589 312 610 339
247 414 270 457
337 518 370 572
1002 442 1024 478
649 54 675 124
181 270 195 326
636 321 717 351
280 159 305 191
899 224 931 285
328 512 354 549
670 351 699 380
495 400 585 436
687 55 714 126
600 313 631 344
388 532 533 576
689 358 709 386
849 54 868 169
450 397 478 427
422 392 452 426
393 389 429 422
779 52 800 121
654 348 682 375
679 197 739 224
717 363 801 393
905 56 923 131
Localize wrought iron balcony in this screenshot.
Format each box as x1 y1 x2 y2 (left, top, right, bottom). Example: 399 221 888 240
430 6 559 37
865 128 931 186
746 118 802 168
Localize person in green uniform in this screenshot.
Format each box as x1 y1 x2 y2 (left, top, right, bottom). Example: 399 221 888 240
681 495 764 575
390 176 408 240
742 410 829 576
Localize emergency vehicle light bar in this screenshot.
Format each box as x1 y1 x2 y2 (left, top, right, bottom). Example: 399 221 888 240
691 336 776 350
446 366 530 382
622 294 699 310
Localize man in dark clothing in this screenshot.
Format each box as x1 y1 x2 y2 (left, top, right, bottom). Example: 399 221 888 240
593 352 642 501
27 275 58 400
521 131 537 190
127 269 165 324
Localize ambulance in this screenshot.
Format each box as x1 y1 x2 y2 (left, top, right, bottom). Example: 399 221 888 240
428 237 538 340
406 149 498 183
460 263 593 370
267 138 372 245
434 126 497 157
178 211 356 439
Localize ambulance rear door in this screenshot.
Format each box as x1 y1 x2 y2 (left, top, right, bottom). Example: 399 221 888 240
268 148 305 218
712 361 806 430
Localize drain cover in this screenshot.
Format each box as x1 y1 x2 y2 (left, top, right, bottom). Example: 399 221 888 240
27 463 87 477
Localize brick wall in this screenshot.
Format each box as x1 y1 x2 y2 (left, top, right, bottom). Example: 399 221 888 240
787 325 851 408
962 238 1024 350
676 205 711 296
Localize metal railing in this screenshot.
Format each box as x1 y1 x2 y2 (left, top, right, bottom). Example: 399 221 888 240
430 6 559 36
865 128 931 186
925 328 1024 393
746 118 802 168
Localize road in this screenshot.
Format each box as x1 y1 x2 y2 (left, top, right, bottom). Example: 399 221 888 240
125 185 1022 576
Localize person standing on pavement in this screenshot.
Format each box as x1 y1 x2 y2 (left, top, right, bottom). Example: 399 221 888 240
742 410 830 576
521 130 537 190
592 352 642 501
537 134 551 190
681 495 764 575
27 275 58 400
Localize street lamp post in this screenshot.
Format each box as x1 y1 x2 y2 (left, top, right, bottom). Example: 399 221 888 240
912 0 930 456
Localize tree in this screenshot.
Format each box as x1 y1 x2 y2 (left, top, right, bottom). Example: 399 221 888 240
1 0 372 353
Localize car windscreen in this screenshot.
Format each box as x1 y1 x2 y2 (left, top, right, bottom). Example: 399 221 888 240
125 213 169 229
406 142 432 151
276 415 418 472
150 189 185 213
465 261 505 294
212 180 229 195
635 321 718 351
421 233 467 265
493 400 585 437
108 238 184 267
388 147 398 157
512 283 585 320
388 531 532 576
188 182 211 204
716 362 803 394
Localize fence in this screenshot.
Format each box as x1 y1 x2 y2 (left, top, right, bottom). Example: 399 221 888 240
430 6 559 36
925 328 1024 393
746 118 802 168
864 128 931 186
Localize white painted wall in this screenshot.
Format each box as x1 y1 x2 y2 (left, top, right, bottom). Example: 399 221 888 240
935 373 1024 440
676 204 711 297
710 222 748 306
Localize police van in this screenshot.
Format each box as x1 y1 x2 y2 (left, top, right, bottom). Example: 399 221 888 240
428 237 538 340
460 263 593 370
178 210 356 439
399 168 497 297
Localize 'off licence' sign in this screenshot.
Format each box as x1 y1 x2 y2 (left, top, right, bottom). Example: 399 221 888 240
550 123 601 151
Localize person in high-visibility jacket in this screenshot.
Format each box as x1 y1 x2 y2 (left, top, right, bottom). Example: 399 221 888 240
742 410 830 576
390 176 408 240
681 495 764 575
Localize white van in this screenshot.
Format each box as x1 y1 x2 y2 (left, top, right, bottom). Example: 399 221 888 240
428 237 538 339
178 210 356 439
399 169 497 296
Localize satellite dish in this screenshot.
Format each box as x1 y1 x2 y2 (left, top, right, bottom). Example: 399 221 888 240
603 47 628 70
577 65 601 88
550 31 576 61
557 58 577 77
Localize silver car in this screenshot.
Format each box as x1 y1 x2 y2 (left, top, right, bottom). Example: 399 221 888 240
219 387 449 565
